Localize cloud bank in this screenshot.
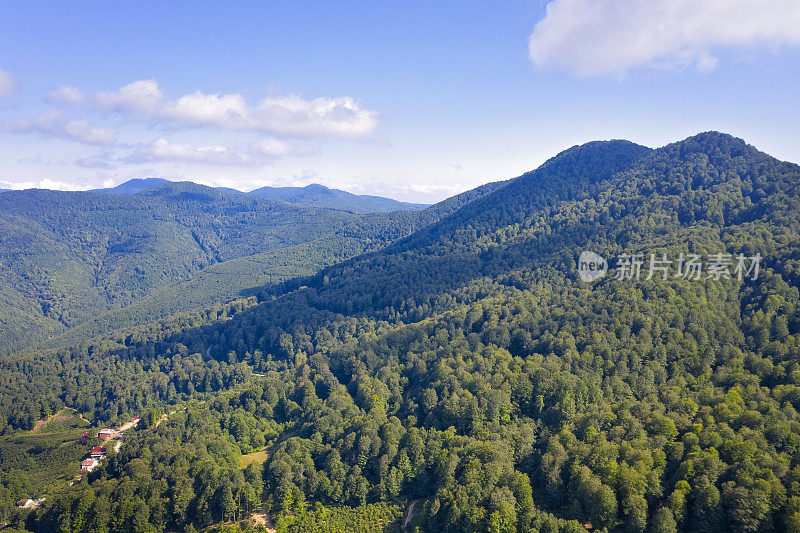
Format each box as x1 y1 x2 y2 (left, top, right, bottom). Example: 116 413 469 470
529 0 800 76
66 80 379 139
4 78 376 170
160 92 377 138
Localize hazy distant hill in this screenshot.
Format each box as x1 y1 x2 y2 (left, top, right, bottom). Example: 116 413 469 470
90 178 427 212
0 179 496 354
248 183 428 212
92 177 168 194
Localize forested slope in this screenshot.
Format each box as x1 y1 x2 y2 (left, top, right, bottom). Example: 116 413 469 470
0 179 496 355
19 180 504 353
4 132 800 532
0 183 358 353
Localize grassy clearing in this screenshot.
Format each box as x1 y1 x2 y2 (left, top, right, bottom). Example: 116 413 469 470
240 448 270 469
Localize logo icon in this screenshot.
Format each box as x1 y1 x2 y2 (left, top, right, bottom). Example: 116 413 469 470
578 251 607 282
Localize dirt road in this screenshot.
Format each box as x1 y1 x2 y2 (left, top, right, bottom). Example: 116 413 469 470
403 500 419 531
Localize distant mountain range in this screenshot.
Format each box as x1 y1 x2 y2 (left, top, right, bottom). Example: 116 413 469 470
4 178 428 213
91 178 427 212
247 183 427 212
0 179 496 355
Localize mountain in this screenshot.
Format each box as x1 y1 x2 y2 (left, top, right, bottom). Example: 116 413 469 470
0 179 499 355
92 178 428 213
248 183 428 212
4 178 426 213
35 180 505 351
91 177 168 194
0 182 361 354
7 132 800 532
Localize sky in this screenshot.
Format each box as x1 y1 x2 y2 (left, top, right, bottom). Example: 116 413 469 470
1 0 800 203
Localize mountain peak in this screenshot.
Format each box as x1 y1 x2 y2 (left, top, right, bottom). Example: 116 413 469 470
662 131 761 162
93 177 168 195
248 183 426 213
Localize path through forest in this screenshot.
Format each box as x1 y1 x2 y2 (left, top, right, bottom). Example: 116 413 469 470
403 499 418 531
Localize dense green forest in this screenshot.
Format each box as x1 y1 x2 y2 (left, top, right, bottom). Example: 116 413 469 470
0 180 486 355
2 132 800 532
0 182 353 354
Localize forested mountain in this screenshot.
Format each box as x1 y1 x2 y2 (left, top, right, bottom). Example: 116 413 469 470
93 178 428 213
0 182 359 354
4 132 800 533
34 181 505 352
248 183 427 213
0 179 497 355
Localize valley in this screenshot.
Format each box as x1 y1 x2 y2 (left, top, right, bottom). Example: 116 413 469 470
2 133 799 532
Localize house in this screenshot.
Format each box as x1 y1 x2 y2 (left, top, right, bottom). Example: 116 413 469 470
17 498 34 509
81 458 98 472
90 446 107 458
81 431 89 444
97 428 115 439
130 416 140 425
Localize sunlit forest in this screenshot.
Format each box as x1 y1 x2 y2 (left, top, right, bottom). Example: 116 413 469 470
1 133 799 532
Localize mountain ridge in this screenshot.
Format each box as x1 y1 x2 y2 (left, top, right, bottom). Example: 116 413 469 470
6 131 800 533
247 182 428 212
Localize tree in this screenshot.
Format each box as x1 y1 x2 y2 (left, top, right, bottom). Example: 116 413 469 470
650 507 677 533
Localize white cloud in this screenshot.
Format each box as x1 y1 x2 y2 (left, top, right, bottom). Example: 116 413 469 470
0 68 16 98
123 137 301 166
529 0 800 76
160 92 378 137
346 180 463 197
9 113 116 145
94 79 163 113
63 120 117 145
87 79 377 138
160 91 248 128
48 86 85 104
125 138 253 166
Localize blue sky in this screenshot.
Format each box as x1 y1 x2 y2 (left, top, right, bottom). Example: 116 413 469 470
1 1 799 202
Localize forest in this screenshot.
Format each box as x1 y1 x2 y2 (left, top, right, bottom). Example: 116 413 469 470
0 179 496 356
1 132 799 532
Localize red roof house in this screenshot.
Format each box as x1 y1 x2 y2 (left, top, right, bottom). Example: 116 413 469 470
90 446 107 458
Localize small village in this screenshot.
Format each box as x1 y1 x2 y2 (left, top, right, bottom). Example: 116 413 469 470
10 412 183 519
73 417 139 484
15 416 142 510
